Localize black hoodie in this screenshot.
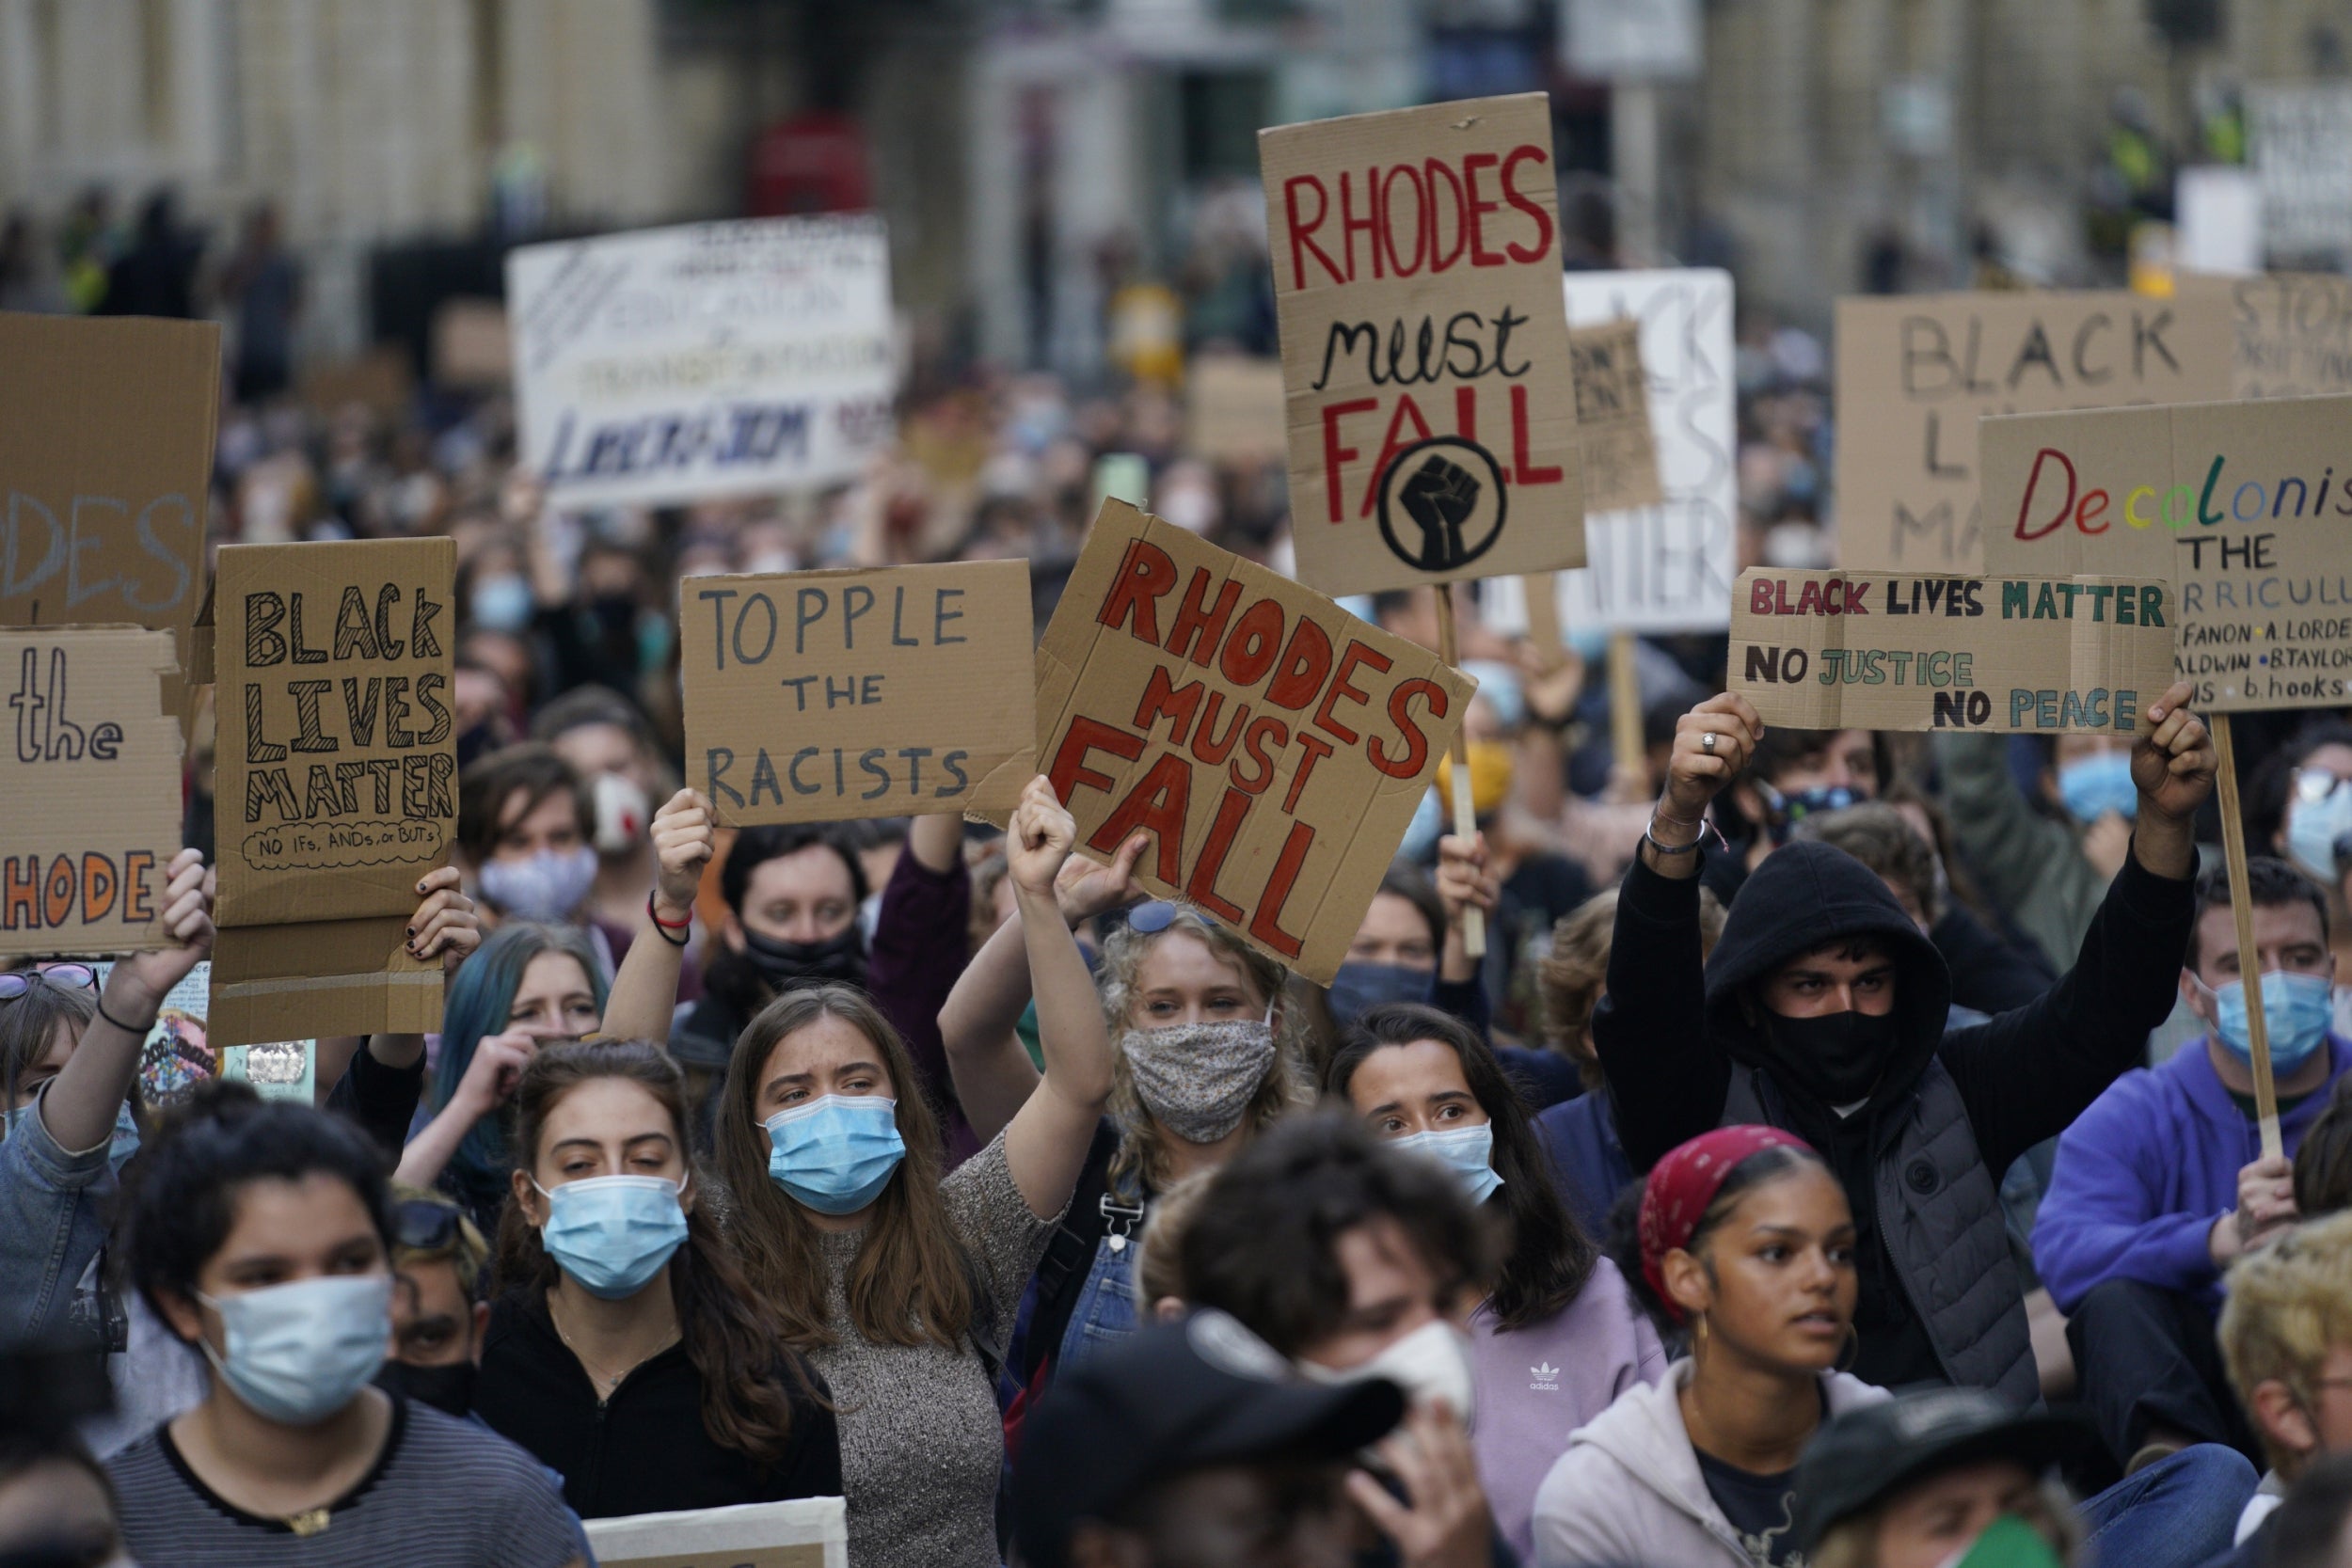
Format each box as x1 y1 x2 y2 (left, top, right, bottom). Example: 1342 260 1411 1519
1594 839 2191 1389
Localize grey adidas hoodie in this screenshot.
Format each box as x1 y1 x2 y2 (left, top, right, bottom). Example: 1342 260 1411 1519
1530 1358 1887 1568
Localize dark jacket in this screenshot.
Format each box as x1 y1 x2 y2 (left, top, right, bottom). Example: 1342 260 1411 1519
1534 1088 1634 1243
1594 841 2192 1399
473 1291 840 1520
1932 902 2058 1017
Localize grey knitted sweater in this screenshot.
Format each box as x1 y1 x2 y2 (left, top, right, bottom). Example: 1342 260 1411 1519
808 1132 1058 1568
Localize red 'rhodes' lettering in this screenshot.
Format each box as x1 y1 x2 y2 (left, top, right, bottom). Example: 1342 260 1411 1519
1284 146 1554 291
1089 539 1449 777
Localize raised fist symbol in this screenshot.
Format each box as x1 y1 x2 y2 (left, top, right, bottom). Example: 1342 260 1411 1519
1398 453 1482 570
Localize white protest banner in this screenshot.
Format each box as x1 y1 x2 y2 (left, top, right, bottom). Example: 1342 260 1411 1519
1728 567 2175 734
1980 393 2352 712
2248 85 2352 262
1553 267 1737 630
508 216 896 509
1834 291 2233 572
584 1497 848 1568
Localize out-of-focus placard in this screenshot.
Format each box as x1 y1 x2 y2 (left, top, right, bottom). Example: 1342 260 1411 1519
1260 93 1584 595
1729 567 2175 733
0 313 219 724
2249 85 2352 261
0 627 182 958
1184 356 1288 463
1979 394 2352 712
432 298 512 388
508 214 897 509
583 1497 847 1568
1039 501 1473 984
682 560 1035 825
1834 291 2232 572
1569 319 1663 515
2179 273 2352 399
210 538 456 1045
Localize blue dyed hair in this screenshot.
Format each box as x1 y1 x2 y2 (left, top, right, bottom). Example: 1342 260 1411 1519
431 922 607 1195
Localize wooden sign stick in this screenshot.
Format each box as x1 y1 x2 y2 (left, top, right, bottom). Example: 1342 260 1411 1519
1608 629 1645 781
1520 574 1565 670
2212 715 2282 1162
1433 588 1486 959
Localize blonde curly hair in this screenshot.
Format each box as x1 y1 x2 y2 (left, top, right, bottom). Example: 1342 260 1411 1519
1095 906 1311 1192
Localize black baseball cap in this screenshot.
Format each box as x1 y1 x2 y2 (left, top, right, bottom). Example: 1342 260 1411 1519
1011 1309 1406 1568
1793 1388 2108 1550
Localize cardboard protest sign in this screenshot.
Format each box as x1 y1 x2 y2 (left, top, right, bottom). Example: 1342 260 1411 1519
2179 273 2352 399
1569 319 1663 515
2249 85 2352 262
508 214 897 509
1979 394 2352 712
0 627 182 959
683 561 1035 826
1728 567 2174 734
1039 500 1474 983
1259 93 1584 596
97 959 215 1108
0 313 220 722
1834 291 2232 572
583 1497 848 1568
1184 356 1288 463
432 298 512 388
209 538 456 1045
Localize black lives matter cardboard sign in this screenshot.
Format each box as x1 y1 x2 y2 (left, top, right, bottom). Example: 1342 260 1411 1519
210 539 457 1045
1038 501 1474 983
0 628 183 958
0 313 220 721
1260 93 1584 596
683 560 1035 825
1834 292 2232 572
1980 394 2352 712
1729 567 2175 733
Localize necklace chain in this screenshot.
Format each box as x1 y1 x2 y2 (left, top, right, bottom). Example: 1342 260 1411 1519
548 1294 677 1396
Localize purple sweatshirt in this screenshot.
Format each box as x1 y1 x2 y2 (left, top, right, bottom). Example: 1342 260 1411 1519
2032 1034 2352 1315
1468 1254 1667 1562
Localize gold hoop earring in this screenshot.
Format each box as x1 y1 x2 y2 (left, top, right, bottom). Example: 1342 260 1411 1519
1834 1322 1860 1375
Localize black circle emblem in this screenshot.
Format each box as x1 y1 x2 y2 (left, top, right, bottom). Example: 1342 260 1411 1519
1374 436 1509 574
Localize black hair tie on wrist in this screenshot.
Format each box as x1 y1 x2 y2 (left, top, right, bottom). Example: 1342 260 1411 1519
94 998 149 1036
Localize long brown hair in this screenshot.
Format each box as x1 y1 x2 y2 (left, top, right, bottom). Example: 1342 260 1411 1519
495 1038 815 1464
713 985 975 1353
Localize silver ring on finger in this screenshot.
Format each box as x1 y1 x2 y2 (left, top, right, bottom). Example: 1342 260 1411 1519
1702 731 1718 754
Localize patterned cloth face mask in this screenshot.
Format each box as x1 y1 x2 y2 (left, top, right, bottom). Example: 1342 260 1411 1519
1120 1010 1278 1145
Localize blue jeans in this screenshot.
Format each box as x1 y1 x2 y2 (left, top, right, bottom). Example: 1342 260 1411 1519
2078 1443 2257 1568
1055 1229 1139 1373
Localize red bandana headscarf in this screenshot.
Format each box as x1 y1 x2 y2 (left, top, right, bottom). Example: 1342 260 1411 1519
1638 1125 1816 1323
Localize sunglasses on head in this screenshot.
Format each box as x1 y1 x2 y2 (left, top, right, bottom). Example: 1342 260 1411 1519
390 1197 463 1253
1125 900 1183 935
0 965 99 1002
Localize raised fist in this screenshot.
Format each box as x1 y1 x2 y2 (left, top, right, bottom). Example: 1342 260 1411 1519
1399 455 1481 570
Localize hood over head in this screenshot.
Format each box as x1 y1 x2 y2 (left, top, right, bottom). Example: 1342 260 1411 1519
1704 841 1953 1112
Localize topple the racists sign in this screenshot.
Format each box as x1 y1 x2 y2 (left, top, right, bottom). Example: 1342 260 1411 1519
1038 501 1474 983
1259 93 1585 597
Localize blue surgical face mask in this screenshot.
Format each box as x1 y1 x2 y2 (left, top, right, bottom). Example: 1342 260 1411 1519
1566 625 1609 664
477 846 599 922
533 1174 689 1301
2203 971 2336 1074
1327 962 1433 1028
2288 775 2352 882
1461 659 1525 731
197 1274 391 1425
2058 752 2138 825
766 1095 906 1215
1391 1122 1503 1205
469 574 533 633
1398 788 1442 863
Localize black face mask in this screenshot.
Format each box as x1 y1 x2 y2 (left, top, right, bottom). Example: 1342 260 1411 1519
375 1357 477 1418
740 925 867 992
1757 1006 1900 1105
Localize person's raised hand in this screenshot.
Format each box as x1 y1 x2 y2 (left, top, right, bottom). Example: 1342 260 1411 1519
1661 693 1762 828
2233 1153 2298 1255
106 848 214 1019
649 789 716 922
2134 680 2217 825
1009 776 1076 899
1343 1400 1493 1568
1435 833 1499 927
1055 830 1148 927
2080 811 2134 882
406 865 480 976
454 1030 538 1117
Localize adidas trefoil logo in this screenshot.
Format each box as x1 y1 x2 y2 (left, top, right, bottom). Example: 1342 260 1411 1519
1529 1362 1561 1392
